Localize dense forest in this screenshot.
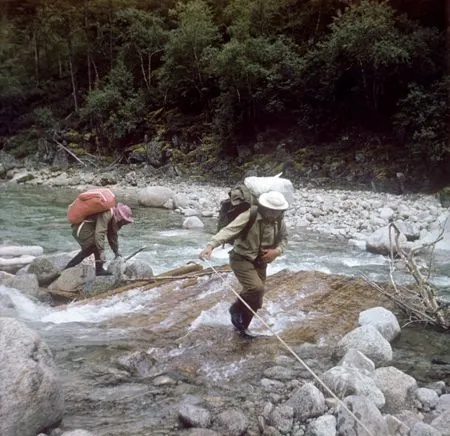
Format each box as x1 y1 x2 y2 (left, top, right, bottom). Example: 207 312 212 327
0 0 448 188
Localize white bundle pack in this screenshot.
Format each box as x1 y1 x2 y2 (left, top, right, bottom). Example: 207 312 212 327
244 173 294 205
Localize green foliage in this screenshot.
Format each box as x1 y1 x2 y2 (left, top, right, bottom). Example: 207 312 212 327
207 36 302 147
394 77 449 162
0 0 446 179
161 0 220 108
81 63 145 149
225 0 281 40
33 107 56 128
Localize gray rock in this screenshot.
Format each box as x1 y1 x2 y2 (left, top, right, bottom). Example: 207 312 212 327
286 382 326 421
410 421 443 436
269 405 294 434
336 395 389 435
358 307 401 342
215 409 249 436
3 273 40 298
430 410 450 436
385 414 410 436
0 317 64 436
339 349 375 373
179 404 211 428
373 366 418 413
336 325 393 367
183 216 204 229
263 365 295 381
322 366 385 408
305 415 336 436
60 431 95 436
137 186 174 208
415 387 439 409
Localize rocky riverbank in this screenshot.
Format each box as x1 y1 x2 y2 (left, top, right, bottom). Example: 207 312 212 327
3 158 450 255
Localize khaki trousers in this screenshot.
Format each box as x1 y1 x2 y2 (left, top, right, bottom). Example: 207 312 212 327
229 251 267 329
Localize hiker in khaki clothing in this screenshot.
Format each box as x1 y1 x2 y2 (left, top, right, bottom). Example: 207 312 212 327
65 203 134 276
199 191 289 335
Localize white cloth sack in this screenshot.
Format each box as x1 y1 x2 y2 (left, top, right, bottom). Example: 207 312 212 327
244 174 294 205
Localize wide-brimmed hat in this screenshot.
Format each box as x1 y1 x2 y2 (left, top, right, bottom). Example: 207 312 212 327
113 203 134 223
258 191 289 211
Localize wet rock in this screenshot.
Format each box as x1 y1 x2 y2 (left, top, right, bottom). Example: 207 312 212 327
263 365 295 381
48 264 95 292
27 253 73 286
215 409 249 436
123 259 154 280
2 273 40 299
179 404 212 428
60 431 95 436
183 216 204 229
286 382 326 421
0 317 64 436
268 405 294 434
116 351 156 377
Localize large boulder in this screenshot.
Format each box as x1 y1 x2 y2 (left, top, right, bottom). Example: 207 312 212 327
26 252 74 286
335 325 393 367
358 307 401 342
0 317 64 436
137 186 174 208
366 225 407 256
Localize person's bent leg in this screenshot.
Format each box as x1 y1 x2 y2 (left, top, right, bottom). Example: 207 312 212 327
65 246 95 269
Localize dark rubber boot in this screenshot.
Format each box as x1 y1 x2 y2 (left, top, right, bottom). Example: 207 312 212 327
96 263 112 276
229 301 245 332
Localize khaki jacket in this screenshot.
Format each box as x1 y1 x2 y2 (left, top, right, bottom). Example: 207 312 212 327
209 209 288 261
71 210 119 258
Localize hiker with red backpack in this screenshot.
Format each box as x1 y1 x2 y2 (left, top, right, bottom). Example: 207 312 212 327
65 189 134 276
199 190 289 337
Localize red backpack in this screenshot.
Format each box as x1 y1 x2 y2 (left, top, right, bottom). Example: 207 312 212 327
67 188 117 224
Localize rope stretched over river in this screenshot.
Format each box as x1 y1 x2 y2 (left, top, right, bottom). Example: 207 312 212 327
203 259 376 436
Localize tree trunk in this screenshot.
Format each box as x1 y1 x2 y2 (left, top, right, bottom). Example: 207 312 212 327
65 21 78 112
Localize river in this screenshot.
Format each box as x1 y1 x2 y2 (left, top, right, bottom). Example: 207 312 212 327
0 182 449 435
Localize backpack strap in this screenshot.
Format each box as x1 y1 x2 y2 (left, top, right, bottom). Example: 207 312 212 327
240 205 258 240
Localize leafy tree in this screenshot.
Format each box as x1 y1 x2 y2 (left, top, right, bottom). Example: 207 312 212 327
298 0 441 127
115 8 168 92
207 36 302 148
225 0 281 40
394 77 449 164
81 62 145 150
161 0 220 110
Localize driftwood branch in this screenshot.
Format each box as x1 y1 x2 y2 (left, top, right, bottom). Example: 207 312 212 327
54 139 87 167
374 222 449 329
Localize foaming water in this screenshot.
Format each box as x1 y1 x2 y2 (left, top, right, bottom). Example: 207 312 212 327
0 285 52 320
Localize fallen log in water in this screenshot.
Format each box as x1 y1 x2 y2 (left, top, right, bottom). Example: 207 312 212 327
44 262 232 303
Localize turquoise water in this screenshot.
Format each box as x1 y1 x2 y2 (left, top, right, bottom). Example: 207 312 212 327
1 182 449 290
